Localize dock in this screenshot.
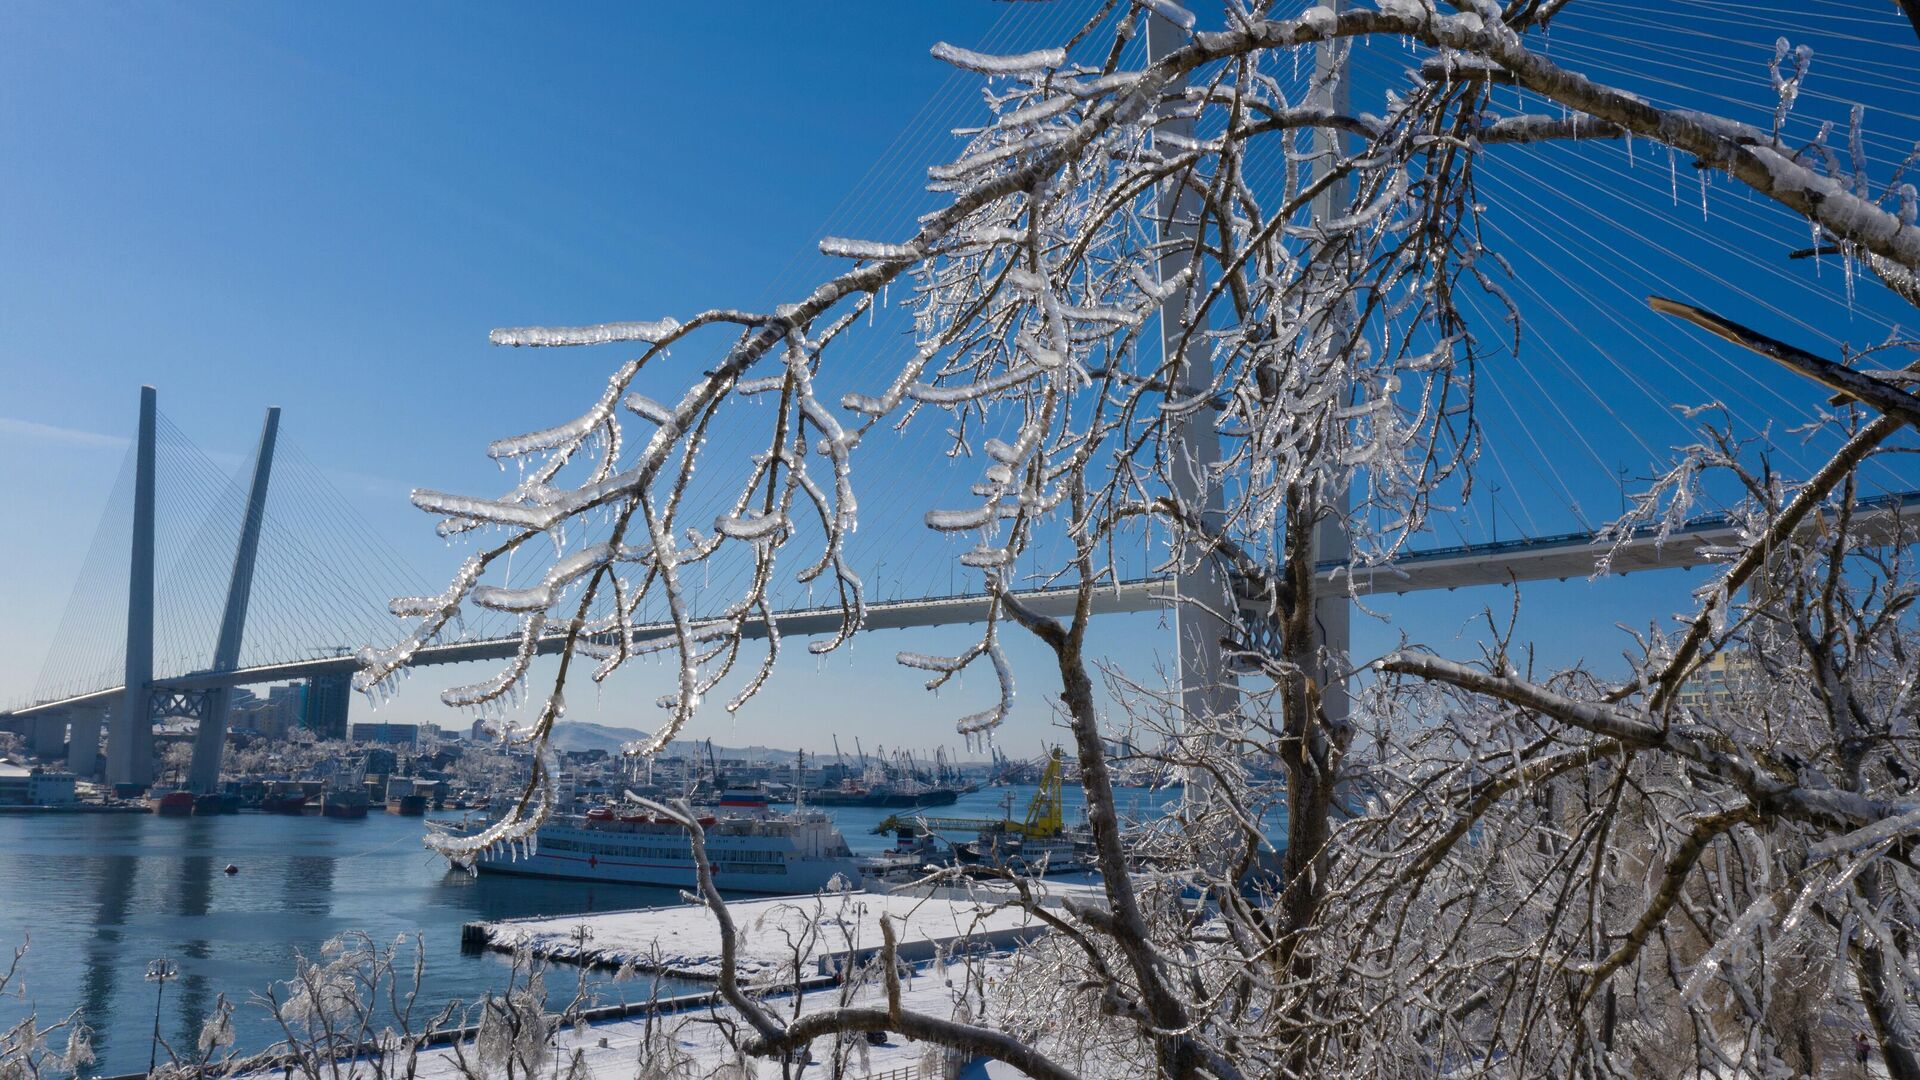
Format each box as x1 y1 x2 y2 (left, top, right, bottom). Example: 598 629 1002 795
461 887 1054 983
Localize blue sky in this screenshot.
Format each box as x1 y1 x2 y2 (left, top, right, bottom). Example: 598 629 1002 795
2 2 1916 757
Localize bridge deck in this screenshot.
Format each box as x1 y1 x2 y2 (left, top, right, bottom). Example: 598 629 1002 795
9 491 1916 718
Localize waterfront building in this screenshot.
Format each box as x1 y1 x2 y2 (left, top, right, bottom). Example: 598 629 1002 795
0 763 78 807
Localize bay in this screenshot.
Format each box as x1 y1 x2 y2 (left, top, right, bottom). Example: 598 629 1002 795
0 782 1184 1077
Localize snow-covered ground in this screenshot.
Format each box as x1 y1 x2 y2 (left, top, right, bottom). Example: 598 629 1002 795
238 956 1041 1080
471 889 1055 983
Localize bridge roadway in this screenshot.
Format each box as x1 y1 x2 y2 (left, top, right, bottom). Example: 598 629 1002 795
8 490 1917 719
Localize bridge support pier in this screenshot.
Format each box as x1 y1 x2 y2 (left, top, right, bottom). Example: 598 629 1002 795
66 704 107 777
106 386 157 790
188 407 279 794
28 714 66 759
1148 12 1237 744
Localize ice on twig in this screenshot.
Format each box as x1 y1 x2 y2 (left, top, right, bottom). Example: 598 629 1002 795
819 237 920 261
623 393 675 425
714 512 789 541
489 319 682 348
926 505 996 531
929 42 1066 76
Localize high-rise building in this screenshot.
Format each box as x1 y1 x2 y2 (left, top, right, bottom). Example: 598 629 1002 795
264 683 308 738
350 722 419 746
1674 651 1759 714
302 673 352 740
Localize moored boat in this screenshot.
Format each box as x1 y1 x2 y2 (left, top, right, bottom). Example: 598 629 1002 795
953 829 1091 875
448 796 861 894
322 790 370 819
192 793 239 815
807 781 960 808
386 778 429 816
149 789 194 816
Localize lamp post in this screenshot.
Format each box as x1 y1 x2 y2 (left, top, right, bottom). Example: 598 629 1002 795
145 957 177 1073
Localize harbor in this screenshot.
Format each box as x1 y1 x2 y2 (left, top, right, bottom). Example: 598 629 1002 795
0 778 1161 1077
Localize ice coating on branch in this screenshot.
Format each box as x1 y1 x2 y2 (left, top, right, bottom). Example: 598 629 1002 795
470 583 555 613
997 96 1076 129
1807 806 1920 864
960 545 1014 567
411 489 552 530
819 237 920 261
953 635 1015 736
1679 894 1776 1005
623 393 675 426
467 542 611 616
490 319 682 347
908 364 1046 404
425 744 562 865
386 554 484 619
929 42 1066 76
441 614 546 708
1135 0 1197 31
925 505 996 531
714 511 788 540
929 131 1071 183
488 410 604 461
1747 146 1920 266
899 651 970 674
736 375 787 396
1766 37 1813 136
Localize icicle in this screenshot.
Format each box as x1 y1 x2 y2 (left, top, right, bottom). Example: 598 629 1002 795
1668 146 1678 205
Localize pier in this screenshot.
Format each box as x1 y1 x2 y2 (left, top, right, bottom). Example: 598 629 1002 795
460 887 1062 983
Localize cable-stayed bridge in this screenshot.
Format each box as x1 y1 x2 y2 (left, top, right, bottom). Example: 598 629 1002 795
6 384 1915 795
5 1 1919 796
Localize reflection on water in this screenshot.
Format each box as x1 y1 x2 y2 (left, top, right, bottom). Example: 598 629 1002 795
172 830 216 1058
0 811 695 1076
0 782 1178 1076
283 854 335 917
79 851 137 1055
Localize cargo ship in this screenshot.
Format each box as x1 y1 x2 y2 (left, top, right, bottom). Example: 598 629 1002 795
444 790 861 894
321 790 370 819
806 779 959 808
386 778 429 816
261 780 317 815
148 789 195 816
192 793 240 815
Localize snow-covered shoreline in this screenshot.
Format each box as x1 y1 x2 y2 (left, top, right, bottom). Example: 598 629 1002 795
465 889 1054 983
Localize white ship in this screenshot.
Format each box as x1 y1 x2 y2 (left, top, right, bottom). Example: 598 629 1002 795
461 791 862 895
